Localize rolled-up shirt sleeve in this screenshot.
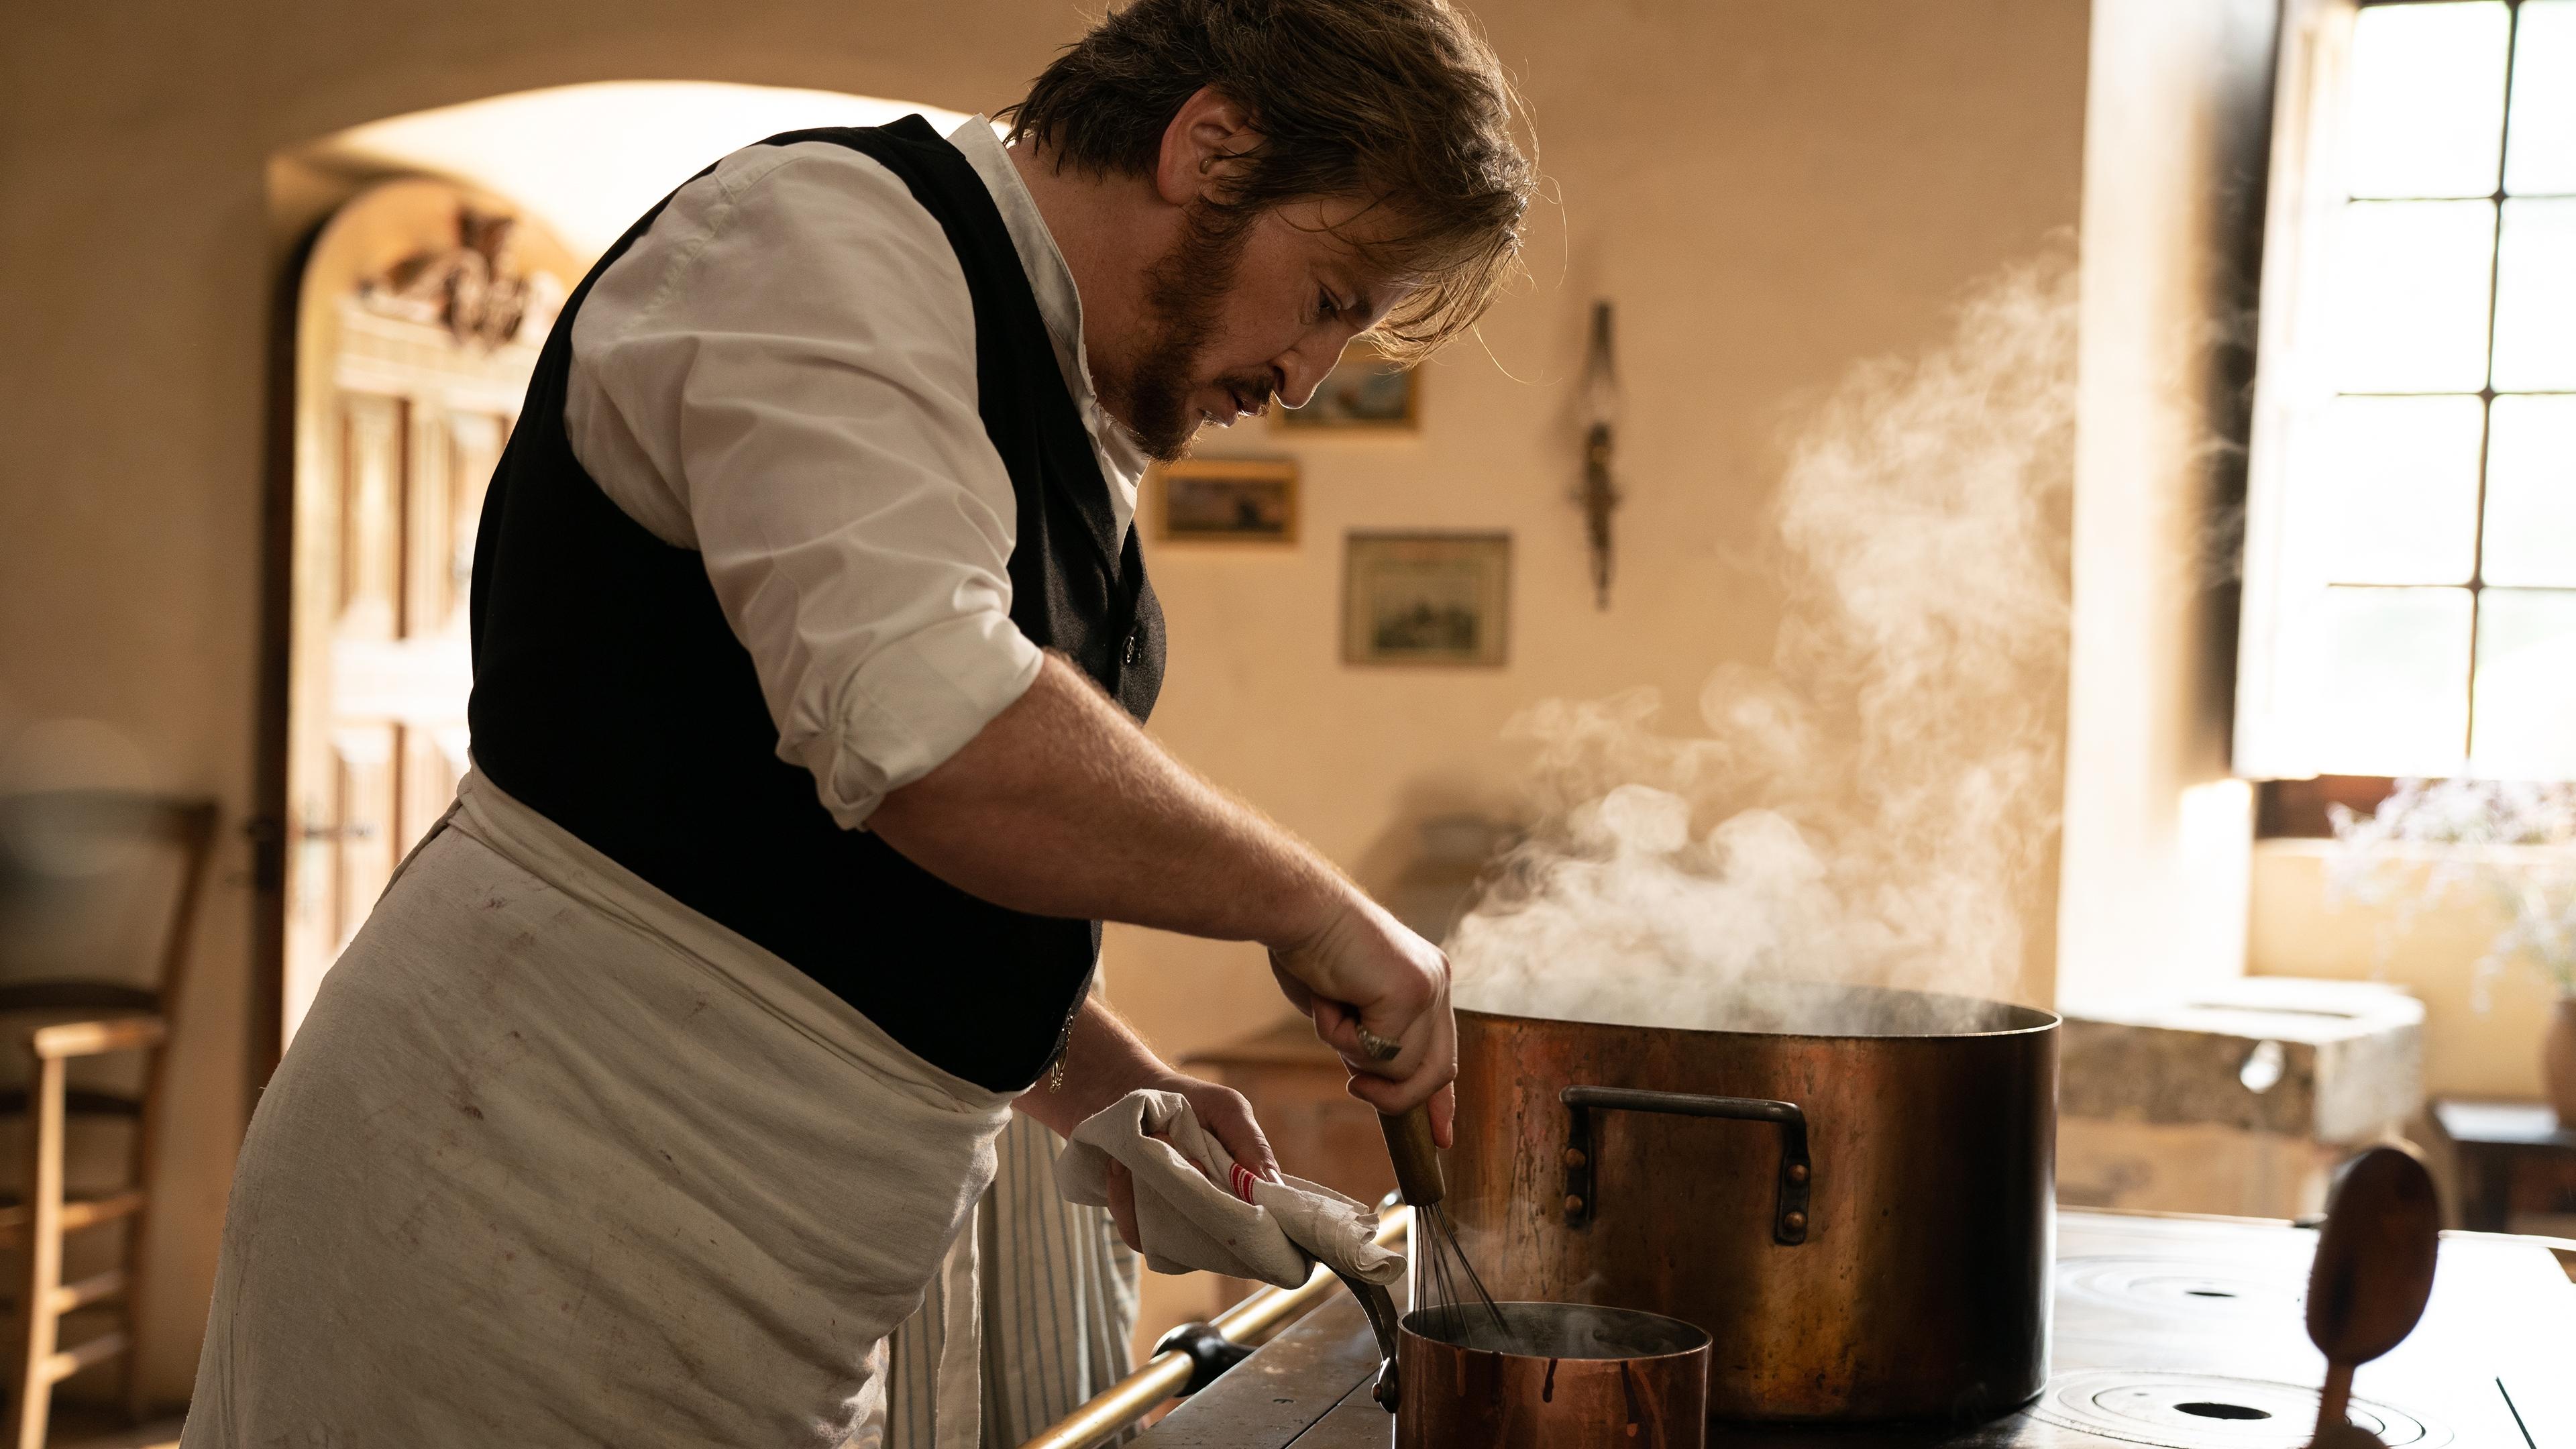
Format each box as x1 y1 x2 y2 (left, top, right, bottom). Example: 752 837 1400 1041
566 142 1042 828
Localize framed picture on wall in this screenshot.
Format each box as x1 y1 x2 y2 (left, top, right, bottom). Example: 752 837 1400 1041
1342 531 1511 667
1154 458 1299 544
1277 342 1418 432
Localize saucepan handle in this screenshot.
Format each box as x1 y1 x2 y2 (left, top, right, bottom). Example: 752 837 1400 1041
1329 1267 1405 1411
1559 1085 1813 1245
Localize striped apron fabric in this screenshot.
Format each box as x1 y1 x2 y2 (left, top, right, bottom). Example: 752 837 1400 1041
182 769 1014 1448
888 1111 1142 1448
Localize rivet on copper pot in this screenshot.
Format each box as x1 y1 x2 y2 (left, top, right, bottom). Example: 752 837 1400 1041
1788 1163 1809 1183
1564 1195 1585 1215
1562 1147 1587 1169
1783 1211 1807 1232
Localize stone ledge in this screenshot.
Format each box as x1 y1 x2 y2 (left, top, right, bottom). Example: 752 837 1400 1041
2060 977 2424 1142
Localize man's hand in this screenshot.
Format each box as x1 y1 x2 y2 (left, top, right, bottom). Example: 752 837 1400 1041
1015 997 1282 1253
1102 1070 1275 1254
1267 894 1457 1146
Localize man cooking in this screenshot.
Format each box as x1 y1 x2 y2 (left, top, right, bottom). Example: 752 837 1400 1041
182 0 1533 1442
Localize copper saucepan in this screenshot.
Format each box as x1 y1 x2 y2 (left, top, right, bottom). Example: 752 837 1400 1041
1395 1301 1709 1448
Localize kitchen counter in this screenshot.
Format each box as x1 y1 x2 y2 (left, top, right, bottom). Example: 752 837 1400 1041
1133 1209 2576 1448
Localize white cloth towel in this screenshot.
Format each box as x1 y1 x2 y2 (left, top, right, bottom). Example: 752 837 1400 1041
1055 1090 1405 1291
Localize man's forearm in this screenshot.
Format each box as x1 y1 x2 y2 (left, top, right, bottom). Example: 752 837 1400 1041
1011 992 1167 1137
868 654 1351 948
873 651 1456 1125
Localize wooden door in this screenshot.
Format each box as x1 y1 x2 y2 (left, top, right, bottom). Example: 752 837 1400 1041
283 179 572 1041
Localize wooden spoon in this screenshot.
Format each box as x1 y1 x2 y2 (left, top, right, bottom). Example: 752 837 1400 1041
2304 1146 2440 1448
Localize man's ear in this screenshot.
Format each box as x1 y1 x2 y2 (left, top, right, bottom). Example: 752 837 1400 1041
1154 85 1260 208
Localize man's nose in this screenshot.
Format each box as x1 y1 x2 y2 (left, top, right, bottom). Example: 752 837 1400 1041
1272 341 1339 410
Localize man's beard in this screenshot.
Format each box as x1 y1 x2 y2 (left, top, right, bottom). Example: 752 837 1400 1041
1109 203 1275 463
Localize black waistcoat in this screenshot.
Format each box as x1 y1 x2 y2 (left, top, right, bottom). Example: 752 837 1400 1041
468 117 1165 1093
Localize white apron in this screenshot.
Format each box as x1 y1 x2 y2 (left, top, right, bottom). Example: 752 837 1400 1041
181 769 1015 1448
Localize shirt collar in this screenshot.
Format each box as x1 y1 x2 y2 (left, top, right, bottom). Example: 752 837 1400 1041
946 116 1150 535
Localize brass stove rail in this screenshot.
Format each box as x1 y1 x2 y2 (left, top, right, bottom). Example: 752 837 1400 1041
1018 1205 1411 1449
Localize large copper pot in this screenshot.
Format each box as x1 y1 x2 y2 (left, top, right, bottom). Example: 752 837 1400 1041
1447 983 2057 1423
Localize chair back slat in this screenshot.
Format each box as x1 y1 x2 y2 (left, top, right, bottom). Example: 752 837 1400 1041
0 792 219 1013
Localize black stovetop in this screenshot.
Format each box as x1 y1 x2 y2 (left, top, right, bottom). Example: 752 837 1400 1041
1133 1210 2576 1448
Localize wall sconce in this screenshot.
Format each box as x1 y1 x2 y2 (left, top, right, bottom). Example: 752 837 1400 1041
1576 300 1621 610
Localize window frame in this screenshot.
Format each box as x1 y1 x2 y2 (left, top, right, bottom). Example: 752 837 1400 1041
2236 0 2573 785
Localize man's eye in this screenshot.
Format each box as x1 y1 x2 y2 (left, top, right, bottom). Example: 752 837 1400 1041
1317 290 1340 323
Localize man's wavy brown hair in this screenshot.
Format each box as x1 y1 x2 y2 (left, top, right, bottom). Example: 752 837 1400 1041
1001 0 1534 363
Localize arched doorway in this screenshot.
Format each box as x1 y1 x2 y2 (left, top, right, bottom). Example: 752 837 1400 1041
270 81 970 1044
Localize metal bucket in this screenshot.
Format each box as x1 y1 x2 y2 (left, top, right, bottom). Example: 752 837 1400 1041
1447 983 2057 1421
1395 1301 1709 1448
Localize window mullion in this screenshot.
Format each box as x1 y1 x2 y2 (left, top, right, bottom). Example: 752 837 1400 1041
2465 0 2524 766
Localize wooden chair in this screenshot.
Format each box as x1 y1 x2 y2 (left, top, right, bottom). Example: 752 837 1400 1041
0 792 217 1448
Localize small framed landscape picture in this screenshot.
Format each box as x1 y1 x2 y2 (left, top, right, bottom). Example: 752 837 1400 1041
1155 458 1299 544
1278 343 1418 432
1342 532 1511 668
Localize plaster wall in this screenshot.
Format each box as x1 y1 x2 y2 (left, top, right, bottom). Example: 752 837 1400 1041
1 0 2087 1403
1114 0 2092 1059
2057 0 2279 1010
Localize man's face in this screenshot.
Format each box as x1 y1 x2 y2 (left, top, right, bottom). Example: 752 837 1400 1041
1099 196 1411 463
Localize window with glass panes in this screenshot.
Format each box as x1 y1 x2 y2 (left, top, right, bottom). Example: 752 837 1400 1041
2282 0 2576 781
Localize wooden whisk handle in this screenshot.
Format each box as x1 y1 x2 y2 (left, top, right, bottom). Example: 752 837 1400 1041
1379 1106 1446 1209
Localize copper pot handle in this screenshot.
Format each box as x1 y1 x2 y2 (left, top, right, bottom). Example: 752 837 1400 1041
1559 1085 1813 1246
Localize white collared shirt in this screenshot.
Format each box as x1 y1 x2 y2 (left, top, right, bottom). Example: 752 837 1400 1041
564 117 1148 828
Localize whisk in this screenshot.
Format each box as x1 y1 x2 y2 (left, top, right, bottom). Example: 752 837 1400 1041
1380 1104 1509 1343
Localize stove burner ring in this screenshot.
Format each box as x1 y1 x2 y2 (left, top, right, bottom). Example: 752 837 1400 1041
2028 1371 2450 1449
2057 1254 2306 1320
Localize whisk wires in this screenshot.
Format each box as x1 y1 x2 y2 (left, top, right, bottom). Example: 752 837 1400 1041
1413 1201 1509 1344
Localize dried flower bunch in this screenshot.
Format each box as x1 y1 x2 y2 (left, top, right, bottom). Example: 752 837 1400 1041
2330 778 2576 1000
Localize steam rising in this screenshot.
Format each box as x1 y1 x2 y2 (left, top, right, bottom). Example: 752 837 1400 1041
1452 255 2078 1028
